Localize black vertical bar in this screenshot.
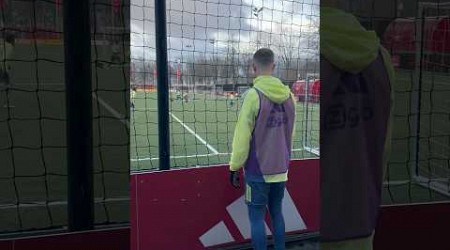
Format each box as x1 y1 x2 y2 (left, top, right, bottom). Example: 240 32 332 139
304 78 310 148
64 0 94 230
415 9 426 176
155 0 171 170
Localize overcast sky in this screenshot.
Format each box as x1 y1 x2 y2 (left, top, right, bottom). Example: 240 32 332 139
131 0 319 63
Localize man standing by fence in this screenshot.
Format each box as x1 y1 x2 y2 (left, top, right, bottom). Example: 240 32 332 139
229 48 296 250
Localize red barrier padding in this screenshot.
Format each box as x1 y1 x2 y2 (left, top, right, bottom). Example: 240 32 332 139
131 159 320 250
0 228 129 250
3 159 448 250
374 203 450 250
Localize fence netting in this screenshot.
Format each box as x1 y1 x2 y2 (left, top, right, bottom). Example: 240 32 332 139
131 0 320 171
0 0 129 235
351 0 450 204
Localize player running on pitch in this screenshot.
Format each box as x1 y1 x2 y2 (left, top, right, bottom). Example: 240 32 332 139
130 86 137 111
176 89 182 101
228 92 236 109
183 92 190 103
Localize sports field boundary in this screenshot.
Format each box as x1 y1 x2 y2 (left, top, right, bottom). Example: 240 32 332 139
131 148 316 162
303 146 320 156
93 93 130 128
0 197 129 210
130 96 320 165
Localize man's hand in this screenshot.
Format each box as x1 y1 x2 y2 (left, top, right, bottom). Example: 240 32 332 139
229 170 240 188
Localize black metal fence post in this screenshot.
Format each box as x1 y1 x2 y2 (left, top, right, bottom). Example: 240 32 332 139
415 9 426 176
64 0 94 231
155 0 171 170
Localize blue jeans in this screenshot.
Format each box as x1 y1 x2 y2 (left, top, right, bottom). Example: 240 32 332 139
246 181 286 250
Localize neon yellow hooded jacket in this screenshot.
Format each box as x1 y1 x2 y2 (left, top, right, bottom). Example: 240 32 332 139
229 75 296 183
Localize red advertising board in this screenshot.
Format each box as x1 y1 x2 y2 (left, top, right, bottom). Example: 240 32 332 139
383 17 450 54
291 80 320 103
131 159 319 250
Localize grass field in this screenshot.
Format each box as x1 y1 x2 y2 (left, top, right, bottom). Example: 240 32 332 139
130 91 320 171
0 62 130 233
130 72 450 205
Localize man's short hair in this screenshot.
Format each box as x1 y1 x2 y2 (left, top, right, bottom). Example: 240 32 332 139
253 48 274 68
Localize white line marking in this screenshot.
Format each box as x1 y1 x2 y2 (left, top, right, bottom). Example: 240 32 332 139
1 226 129 241
131 148 308 162
134 107 158 112
169 112 219 154
131 152 229 162
414 175 450 198
130 157 320 175
0 197 129 209
93 93 130 129
383 180 411 186
304 146 320 156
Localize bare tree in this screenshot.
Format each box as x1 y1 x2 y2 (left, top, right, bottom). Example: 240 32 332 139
260 13 319 83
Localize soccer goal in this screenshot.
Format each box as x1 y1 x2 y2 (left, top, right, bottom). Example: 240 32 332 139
296 73 320 157
412 1 450 197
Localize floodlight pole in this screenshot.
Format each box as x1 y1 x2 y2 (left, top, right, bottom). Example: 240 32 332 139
176 59 180 88
210 39 217 85
253 7 264 48
155 0 171 170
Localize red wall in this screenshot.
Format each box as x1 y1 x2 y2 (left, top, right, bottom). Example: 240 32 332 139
374 203 450 250
1 158 449 250
0 228 129 250
131 160 320 250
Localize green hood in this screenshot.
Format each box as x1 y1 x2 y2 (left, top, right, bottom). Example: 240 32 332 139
253 75 291 104
321 7 380 74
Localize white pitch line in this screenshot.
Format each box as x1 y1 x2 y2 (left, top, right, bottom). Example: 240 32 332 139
0 197 129 209
169 112 220 154
304 146 320 156
131 149 308 162
383 180 411 186
131 152 230 162
134 107 158 112
414 175 450 198
93 93 130 129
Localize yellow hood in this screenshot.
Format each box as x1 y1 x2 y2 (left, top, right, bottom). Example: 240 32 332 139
321 7 380 74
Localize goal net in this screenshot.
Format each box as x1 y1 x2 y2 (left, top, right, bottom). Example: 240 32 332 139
413 1 450 197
